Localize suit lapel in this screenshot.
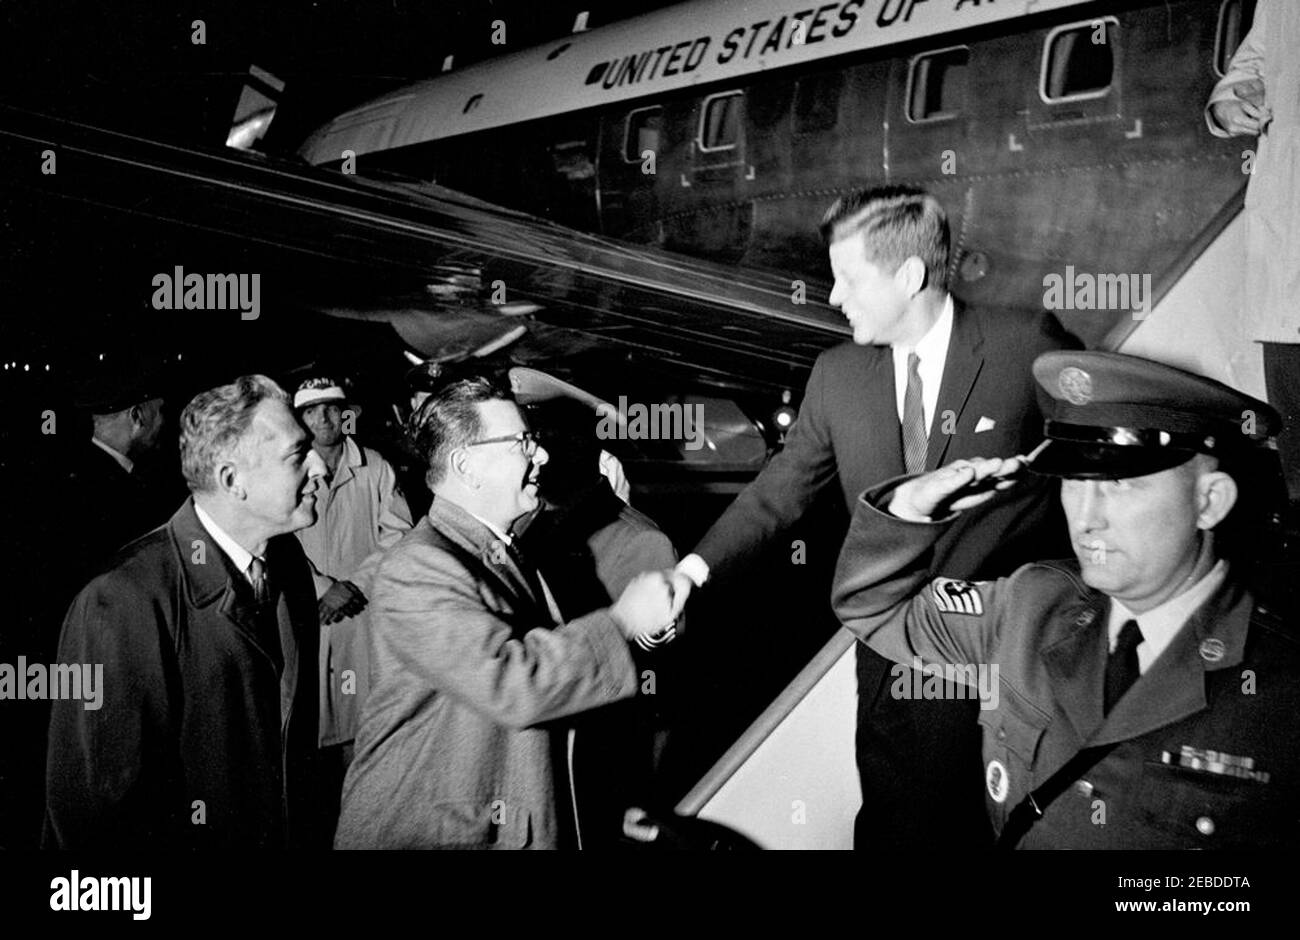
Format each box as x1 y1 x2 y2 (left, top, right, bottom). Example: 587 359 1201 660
926 299 985 471
427 498 555 624
1090 576 1252 746
864 347 905 476
1041 593 1109 743
173 499 285 671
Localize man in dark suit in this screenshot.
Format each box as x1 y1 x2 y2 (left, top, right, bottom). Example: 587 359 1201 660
58 366 176 603
44 375 329 848
668 186 1077 849
335 376 675 849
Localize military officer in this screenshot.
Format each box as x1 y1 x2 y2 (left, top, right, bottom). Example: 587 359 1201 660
833 350 1299 849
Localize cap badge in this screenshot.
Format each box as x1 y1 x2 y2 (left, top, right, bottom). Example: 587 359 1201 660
1199 638 1226 663
1058 367 1093 405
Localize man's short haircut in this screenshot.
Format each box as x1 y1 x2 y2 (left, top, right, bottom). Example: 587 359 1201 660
179 375 290 493
409 374 514 488
819 185 951 292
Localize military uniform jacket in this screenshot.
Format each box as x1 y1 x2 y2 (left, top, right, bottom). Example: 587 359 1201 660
833 481 1300 849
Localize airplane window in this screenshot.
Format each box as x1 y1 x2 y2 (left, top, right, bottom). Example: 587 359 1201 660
1042 20 1117 102
699 92 743 153
623 107 662 163
906 47 969 122
1215 0 1258 77
795 71 844 133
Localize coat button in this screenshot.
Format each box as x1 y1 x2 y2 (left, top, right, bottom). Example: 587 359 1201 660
997 728 1007 741
1075 780 1094 797
1196 816 1215 836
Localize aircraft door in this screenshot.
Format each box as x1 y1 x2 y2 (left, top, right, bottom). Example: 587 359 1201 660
597 105 664 242
661 90 753 262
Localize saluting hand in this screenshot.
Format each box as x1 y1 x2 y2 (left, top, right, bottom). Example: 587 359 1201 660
888 456 1026 522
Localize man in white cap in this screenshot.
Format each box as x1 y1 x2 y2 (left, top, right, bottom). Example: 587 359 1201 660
292 376 413 781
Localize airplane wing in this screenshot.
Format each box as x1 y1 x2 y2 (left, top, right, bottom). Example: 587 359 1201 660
0 104 848 396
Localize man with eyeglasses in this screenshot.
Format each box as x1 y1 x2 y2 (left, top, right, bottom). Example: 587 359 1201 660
335 375 676 849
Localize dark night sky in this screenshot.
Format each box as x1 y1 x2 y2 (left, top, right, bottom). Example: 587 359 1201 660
0 0 682 152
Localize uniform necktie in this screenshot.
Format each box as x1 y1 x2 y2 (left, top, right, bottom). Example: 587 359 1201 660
248 556 272 606
1104 619 1143 714
901 351 928 474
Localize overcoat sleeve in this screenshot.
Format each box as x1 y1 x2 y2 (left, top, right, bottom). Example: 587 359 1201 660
370 545 638 731
44 574 180 847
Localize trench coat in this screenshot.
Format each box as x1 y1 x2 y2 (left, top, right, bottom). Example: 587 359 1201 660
43 500 323 849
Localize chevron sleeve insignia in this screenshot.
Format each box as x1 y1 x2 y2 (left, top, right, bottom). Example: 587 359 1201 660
931 578 985 616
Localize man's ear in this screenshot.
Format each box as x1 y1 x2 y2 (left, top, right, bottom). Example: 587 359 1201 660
1196 470 1238 530
216 459 244 500
449 447 474 488
896 256 927 297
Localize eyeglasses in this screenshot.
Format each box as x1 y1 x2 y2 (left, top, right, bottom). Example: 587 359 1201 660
464 429 539 457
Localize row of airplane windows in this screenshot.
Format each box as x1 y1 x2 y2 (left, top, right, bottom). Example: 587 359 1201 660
615 0 1255 162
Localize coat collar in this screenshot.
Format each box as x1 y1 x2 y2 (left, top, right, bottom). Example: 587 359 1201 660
1039 561 1253 747
426 496 546 614
167 498 288 670
926 297 984 470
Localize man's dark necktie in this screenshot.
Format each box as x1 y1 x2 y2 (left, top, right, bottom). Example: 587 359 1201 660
248 556 272 606
505 542 549 611
902 351 928 475
1104 619 1143 714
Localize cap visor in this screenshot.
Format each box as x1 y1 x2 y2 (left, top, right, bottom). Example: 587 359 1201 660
1030 441 1196 479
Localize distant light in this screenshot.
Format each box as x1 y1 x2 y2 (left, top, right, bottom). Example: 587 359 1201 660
23 364 30 372
442 55 454 73
177 353 183 361
44 364 50 371
98 353 104 361
402 350 425 366
774 389 796 431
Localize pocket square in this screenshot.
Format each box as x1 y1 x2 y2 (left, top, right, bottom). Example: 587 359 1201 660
975 416 996 433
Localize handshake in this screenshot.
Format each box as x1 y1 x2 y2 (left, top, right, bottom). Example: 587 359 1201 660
609 567 697 649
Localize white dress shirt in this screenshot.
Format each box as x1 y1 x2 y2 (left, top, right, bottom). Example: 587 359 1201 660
194 502 263 585
891 294 955 433
1106 560 1229 674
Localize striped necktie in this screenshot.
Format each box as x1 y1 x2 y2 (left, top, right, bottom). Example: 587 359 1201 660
901 351 928 474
